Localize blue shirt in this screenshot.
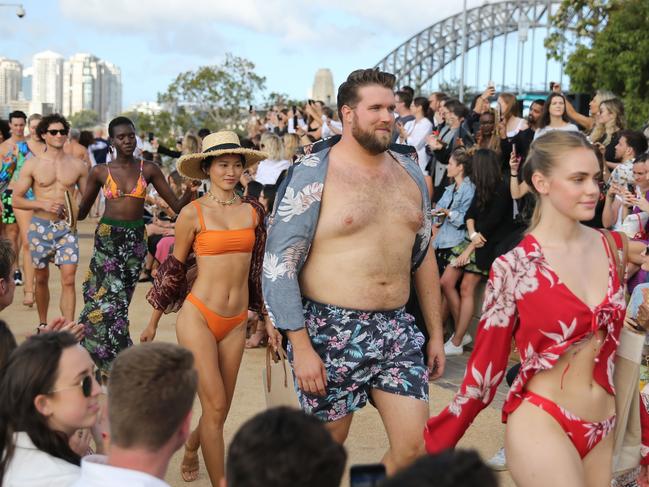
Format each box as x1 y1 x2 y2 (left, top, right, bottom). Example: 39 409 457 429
433 177 475 250
262 146 432 331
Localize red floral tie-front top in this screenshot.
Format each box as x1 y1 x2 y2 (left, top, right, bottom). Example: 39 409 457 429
424 231 649 465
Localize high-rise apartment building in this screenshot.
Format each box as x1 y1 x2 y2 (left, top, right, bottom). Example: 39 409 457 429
0 57 23 106
99 62 122 122
32 50 64 112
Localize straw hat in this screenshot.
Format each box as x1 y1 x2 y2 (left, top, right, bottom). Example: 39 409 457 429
176 131 267 180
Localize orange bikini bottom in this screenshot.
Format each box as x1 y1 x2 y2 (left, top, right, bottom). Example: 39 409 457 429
186 293 247 341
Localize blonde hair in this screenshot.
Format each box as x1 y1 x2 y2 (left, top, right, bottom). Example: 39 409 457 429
182 133 201 155
589 98 626 146
522 131 597 231
260 133 283 160
282 133 300 161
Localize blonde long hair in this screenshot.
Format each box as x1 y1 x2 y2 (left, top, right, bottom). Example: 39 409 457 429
522 131 597 231
260 133 283 160
282 133 300 161
589 98 626 146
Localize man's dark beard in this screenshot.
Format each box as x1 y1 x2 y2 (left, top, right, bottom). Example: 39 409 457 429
351 116 391 155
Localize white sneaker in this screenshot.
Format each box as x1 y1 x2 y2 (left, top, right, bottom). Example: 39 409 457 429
459 333 472 347
486 447 507 471
444 338 464 356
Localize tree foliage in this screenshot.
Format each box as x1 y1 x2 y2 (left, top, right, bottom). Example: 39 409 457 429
546 0 649 128
69 110 101 129
158 54 266 132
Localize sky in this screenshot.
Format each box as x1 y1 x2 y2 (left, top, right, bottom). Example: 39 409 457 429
2 0 565 110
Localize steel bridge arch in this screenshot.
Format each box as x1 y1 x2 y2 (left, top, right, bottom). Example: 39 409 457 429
375 0 592 91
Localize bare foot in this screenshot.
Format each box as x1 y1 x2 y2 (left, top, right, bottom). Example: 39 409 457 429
23 291 34 307
180 444 200 482
245 329 267 349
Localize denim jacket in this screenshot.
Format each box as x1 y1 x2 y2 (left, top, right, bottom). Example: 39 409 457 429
262 146 432 331
433 177 475 250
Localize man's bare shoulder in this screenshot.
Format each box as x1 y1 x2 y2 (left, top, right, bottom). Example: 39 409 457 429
0 139 15 154
64 154 88 173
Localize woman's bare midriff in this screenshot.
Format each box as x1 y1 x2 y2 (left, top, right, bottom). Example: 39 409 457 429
189 253 251 316
524 329 615 422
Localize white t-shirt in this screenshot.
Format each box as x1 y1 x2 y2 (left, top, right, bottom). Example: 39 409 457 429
255 159 291 185
533 123 580 140
321 115 342 139
70 454 169 487
404 117 433 175
3 432 80 486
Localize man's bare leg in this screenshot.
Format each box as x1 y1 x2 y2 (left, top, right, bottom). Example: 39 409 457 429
324 413 354 444
371 389 428 475
34 267 50 323
59 264 77 320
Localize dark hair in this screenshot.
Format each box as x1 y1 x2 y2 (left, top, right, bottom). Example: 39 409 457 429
108 116 135 138
262 184 277 213
635 153 649 165
532 98 546 107
539 93 570 129
395 90 413 108
200 154 246 175
337 68 396 121
0 332 81 481
413 97 430 116
400 85 415 98
619 130 649 158
78 130 94 148
246 180 263 199
0 320 17 370
226 407 346 487
36 113 70 139
445 99 469 119
451 147 472 176
471 149 502 209
0 120 9 141
8 111 26 123
0 239 16 281
198 128 210 139
380 450 497 487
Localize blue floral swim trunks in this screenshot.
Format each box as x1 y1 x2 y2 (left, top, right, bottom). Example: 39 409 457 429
28 216 79 269
288 299 429 422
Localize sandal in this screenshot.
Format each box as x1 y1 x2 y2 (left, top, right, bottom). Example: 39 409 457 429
23 291 34 307
180 443 200 482
245 329 268 349
138 270 152 283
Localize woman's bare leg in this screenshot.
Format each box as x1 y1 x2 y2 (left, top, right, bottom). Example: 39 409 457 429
439 266 463 327
14 208 34 301
451 273 482 346
176 303 246 485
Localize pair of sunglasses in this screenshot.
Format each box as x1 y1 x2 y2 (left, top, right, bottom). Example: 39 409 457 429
49 367 101 398
47 129 69 136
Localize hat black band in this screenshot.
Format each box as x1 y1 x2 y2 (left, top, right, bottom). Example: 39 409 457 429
203 142 241 153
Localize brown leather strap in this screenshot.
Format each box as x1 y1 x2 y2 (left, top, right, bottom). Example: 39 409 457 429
265 345 289 392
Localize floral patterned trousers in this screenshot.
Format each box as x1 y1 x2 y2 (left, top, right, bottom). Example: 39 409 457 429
79 218 147 376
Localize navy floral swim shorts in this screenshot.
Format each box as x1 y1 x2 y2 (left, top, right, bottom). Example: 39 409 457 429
288 299 429 422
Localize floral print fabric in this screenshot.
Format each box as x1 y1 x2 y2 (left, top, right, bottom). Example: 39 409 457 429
262 147 432 331
79 221 147 375
424 231 649 462
288 299 429 422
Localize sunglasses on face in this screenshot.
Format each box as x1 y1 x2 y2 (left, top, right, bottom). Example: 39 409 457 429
47 129 69 136
49 367 101 398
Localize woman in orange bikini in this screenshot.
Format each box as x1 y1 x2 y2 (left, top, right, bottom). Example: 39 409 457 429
146 131 279 485
76 116 195 377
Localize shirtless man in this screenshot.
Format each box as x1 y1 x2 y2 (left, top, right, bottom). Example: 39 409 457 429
12 113 88 323
263 68 444 474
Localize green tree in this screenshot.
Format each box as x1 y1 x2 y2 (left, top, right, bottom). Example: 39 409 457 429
69 110 101 129
546 0 649 128
158 54 266 132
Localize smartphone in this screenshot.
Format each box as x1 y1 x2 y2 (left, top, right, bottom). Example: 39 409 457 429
148 132 154 142
550 81 556 91
350 463 386 487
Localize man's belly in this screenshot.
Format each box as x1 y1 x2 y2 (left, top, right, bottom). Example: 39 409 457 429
299 244 412 311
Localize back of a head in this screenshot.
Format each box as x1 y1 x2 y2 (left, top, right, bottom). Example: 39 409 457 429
282 133 300 160
337 68 396 122
226 407 346 487
619 129 648 158
0 320 17 370
108 343 197 451
69 128 80 141
246 180 263 199
380 450 497 487
0 239 16 283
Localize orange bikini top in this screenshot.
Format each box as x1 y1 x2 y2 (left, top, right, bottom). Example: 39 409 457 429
103 160 147 199
192 201 257 256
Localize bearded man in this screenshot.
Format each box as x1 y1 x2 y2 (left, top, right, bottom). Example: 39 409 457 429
262 68 444 474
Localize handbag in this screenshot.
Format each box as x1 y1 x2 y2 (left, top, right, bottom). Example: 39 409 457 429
602 230 647 474
262 345 299 408
621 212 649 241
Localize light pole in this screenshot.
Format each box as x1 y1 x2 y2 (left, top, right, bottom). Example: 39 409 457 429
517 16 529 95
0 3 25 17
459 0 468 102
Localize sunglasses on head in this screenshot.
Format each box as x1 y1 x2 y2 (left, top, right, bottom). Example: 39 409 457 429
47 129 69 136
49 367 101 398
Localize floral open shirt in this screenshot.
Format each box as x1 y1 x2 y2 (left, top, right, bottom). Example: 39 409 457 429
262 145 432 331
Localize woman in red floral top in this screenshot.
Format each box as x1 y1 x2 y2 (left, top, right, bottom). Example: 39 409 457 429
425 131 647 486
